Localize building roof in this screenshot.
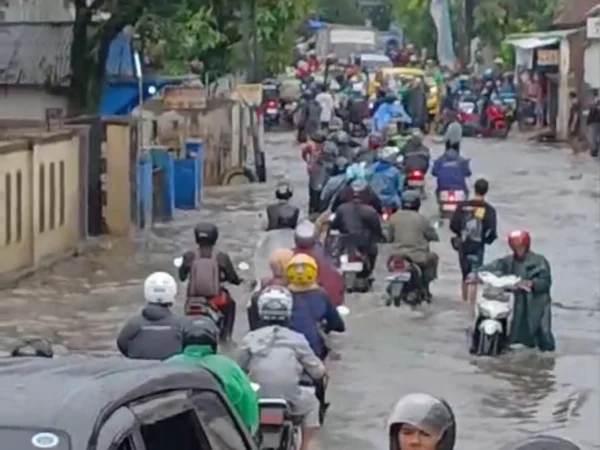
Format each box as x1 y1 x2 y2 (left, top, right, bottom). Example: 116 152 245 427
554 0 600 26
0 23 72 86
0 356 222 449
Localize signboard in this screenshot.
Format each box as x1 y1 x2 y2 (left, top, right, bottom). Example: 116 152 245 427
587 17 600 39
162 86 207 110
536 49 559 66
233 84 262 105
330 29 376 45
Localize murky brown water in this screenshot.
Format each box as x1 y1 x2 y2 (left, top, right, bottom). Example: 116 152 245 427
1 133 598 449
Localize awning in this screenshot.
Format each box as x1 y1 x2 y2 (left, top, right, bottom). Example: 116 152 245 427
505 37 559 49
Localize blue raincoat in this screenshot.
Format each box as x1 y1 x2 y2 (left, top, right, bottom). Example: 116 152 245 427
431 149 471 192
368 160 404 208
373 102 412 131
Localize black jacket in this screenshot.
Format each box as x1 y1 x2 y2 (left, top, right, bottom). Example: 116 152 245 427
178 248 242 285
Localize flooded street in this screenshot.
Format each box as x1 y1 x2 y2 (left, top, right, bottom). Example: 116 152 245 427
1 132 598 449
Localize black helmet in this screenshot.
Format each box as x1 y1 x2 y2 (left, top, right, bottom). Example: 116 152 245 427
183 318 219 351
385 91 397 103
194 222 219 246
275 181 293 200
333 131 350 145
11 338 54 358
310 130 326 144
496 436 581 450
401 190 421 211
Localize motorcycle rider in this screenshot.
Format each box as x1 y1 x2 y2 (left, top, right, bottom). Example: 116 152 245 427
444 121 462 152
432 135 471 200
369 145 404 211
467 230 555 352
237 286 326 450
315 83 335 128
117 272 189 360
297 88 321 143
403 131 431 174
165 319 259 435
331 180 384 277
285 253 346 359
332 164 383 214
292 220 344 307
373 91 412 132
264 181 300 230
319 156 350 213
496 436 581 450
327 116 344 137
308 139 338 215
301 130 327 174
405 77 428 133
388 393 456 450
247 248 294 331
450 178 497 305
11 338 54 358
387 191 439 300
177 223 243 341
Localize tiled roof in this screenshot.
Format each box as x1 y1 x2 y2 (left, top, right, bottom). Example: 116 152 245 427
0 23 72 86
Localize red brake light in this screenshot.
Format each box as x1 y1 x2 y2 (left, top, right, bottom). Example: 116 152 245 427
382 213 389 221
267 100 277 107
409 170 423 180
391 259 405 271
260 408 285 425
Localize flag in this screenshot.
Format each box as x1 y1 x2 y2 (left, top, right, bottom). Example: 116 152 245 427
429 0 456 70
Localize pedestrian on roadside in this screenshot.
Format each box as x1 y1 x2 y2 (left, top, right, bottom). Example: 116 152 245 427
449 178 497 309
586 89 600 157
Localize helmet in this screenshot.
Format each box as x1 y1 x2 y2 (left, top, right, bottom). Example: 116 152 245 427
302 88 314 99
496 436 581 450
401 190 421 211
384 122 398 138
368 132 384 150
409 54 418 62
275 181 293 200
329 117 343 131
388 393 456 450
385 91 397 103
445 122 462 146
378 146 398 162
350 178 367 199
507 230 531 253
333 131 350 146
310 130 327 143
144 271 177 305
285 253 318 287
294 220 317 249
483 68 493 79
194 222 219 246
257 285 294 323
182 318 219 351
11 338 54 358
268 248 294 277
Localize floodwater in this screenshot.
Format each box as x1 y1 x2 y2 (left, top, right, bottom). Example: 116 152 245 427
1 132 599 450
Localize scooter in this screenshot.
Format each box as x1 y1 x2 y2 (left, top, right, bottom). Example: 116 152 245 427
437 189 466 223
323 213 342 263
404 168 426 198
470 271 520 356
481 101 510 139
339 245 372 293
263 99 280 130
381 206 396 243
384 255 429 307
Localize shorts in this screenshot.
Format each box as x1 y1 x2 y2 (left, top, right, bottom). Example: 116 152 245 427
292 386 320 428
459 250 484 280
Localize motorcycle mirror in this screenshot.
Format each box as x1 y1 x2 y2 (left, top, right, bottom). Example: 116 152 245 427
238 262 250 271
250 382 260 392
173 257 183 268
336 305 350 316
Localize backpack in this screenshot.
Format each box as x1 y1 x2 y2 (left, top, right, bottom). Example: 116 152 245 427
188 251 221 298
461 206 485 253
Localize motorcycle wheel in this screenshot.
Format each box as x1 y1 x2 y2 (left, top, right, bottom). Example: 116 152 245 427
392 294 402 307
343 272 356 292
478 332 500 356
494 125 509 139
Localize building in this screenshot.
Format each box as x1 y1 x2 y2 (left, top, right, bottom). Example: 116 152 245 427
0 0 74 22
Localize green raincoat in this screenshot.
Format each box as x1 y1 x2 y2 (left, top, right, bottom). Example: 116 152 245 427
165 345 259 434
478 251 555 351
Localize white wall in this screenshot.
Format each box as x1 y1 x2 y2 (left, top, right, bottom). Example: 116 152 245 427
0 86 67 120
584 41 600 89
0 0 74 21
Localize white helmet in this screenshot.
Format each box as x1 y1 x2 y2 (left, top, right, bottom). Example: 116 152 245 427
378 145 399 162
144 272 177 305
257 286 293 323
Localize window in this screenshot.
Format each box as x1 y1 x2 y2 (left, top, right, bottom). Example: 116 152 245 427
5 173 11 245
59 161 65 226
140 411 210 450
49 162 56 230
15 170 22 242
39 163 45 233
191 390 250 450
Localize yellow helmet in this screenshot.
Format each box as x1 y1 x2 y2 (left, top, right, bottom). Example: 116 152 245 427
285 253 318 286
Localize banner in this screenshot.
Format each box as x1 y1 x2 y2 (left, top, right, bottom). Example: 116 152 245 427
429 0 456 70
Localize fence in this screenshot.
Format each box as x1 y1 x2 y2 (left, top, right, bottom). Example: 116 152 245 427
0 131 83 277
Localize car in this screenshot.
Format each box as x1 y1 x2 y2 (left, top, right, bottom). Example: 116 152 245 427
0 356 256 450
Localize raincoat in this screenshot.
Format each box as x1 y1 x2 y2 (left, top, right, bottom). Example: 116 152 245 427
373 102 412 132
319 173 346 212
478 252 555 351
237 325 325 417
292 246 344 307
431 149 471 192
288 285 346 358
368 160 404 208
165 345 260 434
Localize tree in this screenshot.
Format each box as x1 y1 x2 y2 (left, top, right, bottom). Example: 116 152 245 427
316 0 366 25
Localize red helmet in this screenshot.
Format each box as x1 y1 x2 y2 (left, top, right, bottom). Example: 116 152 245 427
368 132 383 150
507 230 531 251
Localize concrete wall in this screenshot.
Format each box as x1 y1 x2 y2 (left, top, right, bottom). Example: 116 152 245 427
0 86 68 121
0 0 74 21
0 131 81 277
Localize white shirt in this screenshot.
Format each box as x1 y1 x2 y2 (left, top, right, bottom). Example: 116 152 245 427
315 92 335 123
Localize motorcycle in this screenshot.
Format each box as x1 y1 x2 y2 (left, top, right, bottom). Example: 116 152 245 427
381 206 396 243
470 271 520 356
384 255 428 307
456 98 479 137
404 168 426 198
437 189 466 221
323 213 342 263
517 98 537 131
263 98 280 130
481 101 510 139
339 244 372 293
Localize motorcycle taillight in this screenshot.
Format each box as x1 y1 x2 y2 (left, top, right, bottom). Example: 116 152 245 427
185 306 204 315
382 213 389 221
267 100 277 107
409 170 423 180
390 259 405 271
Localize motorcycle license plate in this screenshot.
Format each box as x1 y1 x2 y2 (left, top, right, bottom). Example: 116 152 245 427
408 179 424 187
329 229 340 235
266 108 278 114
390 281 404 297
442 203 457 211
341 261 363 272
392 272 411 282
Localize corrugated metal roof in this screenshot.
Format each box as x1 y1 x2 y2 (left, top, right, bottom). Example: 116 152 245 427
554 0 600 26
0 23 72 86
